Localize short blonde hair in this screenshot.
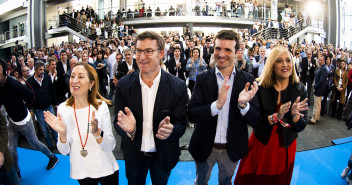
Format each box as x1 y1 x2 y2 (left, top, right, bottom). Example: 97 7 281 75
256 46 299 88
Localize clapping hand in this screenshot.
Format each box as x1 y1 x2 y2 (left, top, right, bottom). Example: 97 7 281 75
90 110 100 137
277 101 291 120
156 116 173 140
117 107 136 135
291 97 308 118
238 81 258 105
216 76 230 110
44 111 67 142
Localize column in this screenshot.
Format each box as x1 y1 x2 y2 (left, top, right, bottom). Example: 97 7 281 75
271 0 278 20
328 0 338 47
98 0 104 20
28 0 45 49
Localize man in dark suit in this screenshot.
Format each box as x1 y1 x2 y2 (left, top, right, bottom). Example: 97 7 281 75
114 31 188 185
117 49 139 75
203 39 213 60
308 55 328 124
56 50 70 103
300 50 316 104
187 30 260 184
168 48 186 81
184 39 194 60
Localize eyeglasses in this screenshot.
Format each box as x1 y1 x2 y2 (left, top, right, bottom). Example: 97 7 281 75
136 49 159 56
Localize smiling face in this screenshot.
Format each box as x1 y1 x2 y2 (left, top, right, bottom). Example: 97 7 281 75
273 51 292 80
69 65 94 98
214 39 236 70
136 38 163 77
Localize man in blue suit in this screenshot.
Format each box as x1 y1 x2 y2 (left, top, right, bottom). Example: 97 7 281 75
188 30 260 184
114 31 188 185
308 55 329 124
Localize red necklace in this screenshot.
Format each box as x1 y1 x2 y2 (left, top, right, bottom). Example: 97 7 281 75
74 101 90 157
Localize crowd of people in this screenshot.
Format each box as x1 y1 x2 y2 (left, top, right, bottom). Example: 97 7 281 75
0 8 351 184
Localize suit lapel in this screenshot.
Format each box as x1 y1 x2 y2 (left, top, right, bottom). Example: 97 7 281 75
153 70 168 133
130 71 143 128
209 68 219 100
230 67 243 106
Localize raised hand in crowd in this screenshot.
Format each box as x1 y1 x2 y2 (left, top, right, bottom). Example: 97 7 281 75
116 107 136 135
156 116 174 140
238 81 258 107
291 97 308 122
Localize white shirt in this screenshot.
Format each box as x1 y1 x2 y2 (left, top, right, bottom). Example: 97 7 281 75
57 101 119 179
107 53 117 79
29 67 35 77
126 61 134 71
62 61 68 73
34 75 43 87
139 69 161 152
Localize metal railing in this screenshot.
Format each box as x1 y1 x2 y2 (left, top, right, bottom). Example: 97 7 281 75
252 17 324 41
0 24 26 43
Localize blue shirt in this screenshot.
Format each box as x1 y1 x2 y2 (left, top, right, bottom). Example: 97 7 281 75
186 58 207 81
210 65 250 144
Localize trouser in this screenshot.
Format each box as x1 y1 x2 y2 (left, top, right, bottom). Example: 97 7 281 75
125 152 171 185
310 95 322 123
0 166 21 185
8 117 54 173
33 105 58 148
195 146 238 185
301 77 313 104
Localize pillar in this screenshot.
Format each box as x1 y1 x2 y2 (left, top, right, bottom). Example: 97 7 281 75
271 0 278 20
28 0 45 49
98 0 104 20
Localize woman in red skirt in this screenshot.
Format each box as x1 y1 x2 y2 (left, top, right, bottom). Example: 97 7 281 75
234 46 308 185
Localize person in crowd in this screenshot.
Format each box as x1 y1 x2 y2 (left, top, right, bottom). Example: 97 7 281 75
44 63 119 185
234 46 308 185
203 39 213 61
168 47 187 81
188 30 260 185
236 49 249 72
0 59 58 180
114 31 188 185
93 50 108 97
186 48 207 93
300 50 316 105
321 55 335 116
341 150 352 185
308 55 329 124
0 111 21 184
253 46 266 78
26 61 58 150
117 49 138 75
21 65 30 82
27 57 35 77
57 50 71 103
293 50 302 77
331 59 348 120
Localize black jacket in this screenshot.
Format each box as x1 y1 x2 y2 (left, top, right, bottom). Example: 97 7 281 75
114 70 188 170
117 60 139 75
27 73 58 110
188 67 261 163
254 83 307 148
167 57 186 81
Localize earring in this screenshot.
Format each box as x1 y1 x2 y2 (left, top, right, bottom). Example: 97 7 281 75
89 88 92 92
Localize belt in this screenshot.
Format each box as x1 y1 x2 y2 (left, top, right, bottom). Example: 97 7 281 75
213 143 227 149
141 152 157 157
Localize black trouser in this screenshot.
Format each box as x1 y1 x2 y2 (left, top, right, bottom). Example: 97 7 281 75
78 170 119 185
188 80 196 94
331 90 344 119
302 77 313 104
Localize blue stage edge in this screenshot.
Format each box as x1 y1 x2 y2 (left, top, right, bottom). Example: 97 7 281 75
17 142 352 185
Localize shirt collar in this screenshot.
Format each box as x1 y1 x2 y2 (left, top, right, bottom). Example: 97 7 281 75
215 65 236 80
139 68 162 87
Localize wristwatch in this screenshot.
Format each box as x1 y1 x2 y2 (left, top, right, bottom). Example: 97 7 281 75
238 102 249 109
95 130 104 140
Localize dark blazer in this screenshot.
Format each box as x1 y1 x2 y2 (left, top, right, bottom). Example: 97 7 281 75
168 57 187 81
26 73 58 110
300 57 317 81
114 70 188 170
254 83 307 148
202 46 213 60
56 60 70 103
117 59 138 75
187 67 260 163
314 65 329 96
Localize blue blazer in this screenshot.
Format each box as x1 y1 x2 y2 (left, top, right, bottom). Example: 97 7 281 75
314 65 329 96
187 67 261 163
114 69 188 170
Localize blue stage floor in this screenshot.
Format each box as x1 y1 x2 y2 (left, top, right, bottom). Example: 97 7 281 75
17 142 352 185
